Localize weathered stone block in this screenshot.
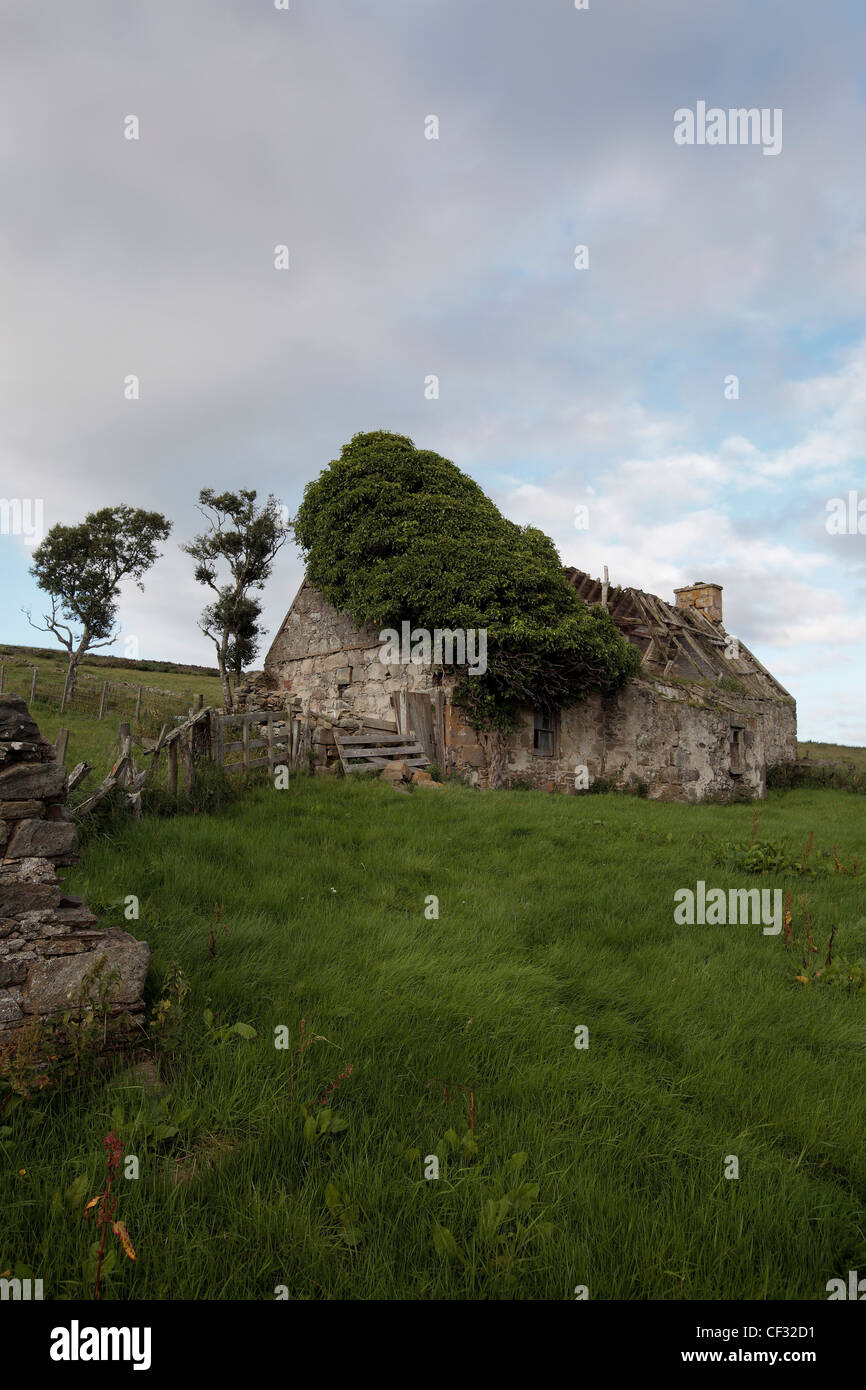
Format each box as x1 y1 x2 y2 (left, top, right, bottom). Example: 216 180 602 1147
0 696 41 743
381 760 411 784
0 758 66 800
0 799 45 821
22 931 150 1015
0 959 29 986
6 818 78 861
0 874 62 915
0 988 23 1024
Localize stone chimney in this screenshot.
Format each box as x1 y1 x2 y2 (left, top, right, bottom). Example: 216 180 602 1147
674 581 723 624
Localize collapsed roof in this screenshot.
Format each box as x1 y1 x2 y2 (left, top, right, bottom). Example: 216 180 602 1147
564 568 791 701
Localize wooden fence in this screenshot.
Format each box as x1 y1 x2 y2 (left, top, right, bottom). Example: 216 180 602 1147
212 709 298 778
0 660 206 733
69 705 310 818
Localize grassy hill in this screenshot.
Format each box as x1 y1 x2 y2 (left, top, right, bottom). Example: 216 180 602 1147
2 772 865 1300
0 646 225 769
0 643 220 681
797 741 866 771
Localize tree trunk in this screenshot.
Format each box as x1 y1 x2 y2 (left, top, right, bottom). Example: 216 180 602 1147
64 627 93 705
479 728 509 790
217 651 233 714
63 650 82 704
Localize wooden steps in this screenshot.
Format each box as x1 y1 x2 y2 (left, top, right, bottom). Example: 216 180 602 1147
334 727 429 773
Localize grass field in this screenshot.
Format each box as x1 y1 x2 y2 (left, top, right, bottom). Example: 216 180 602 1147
0 654 224 788
0 646 224 741
2 772 865 1301
798 741 866 771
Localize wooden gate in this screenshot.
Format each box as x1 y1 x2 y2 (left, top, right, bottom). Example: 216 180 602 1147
393 690 447 771
213 709 291 777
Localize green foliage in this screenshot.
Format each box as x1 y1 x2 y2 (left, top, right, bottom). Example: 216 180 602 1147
301 1106 349 1143
324 1181 364 1245
202 1009 258 1045
716 836 859 877
150 963 191 1055
812 957 866 994
110 1093 193 1149
716 674 746 694
294 431 640 728
28 505 171 656
426 1139 552 1287
142 760 240 819
0 956 132 1107
769 760 866 794
717 838 808 875
0 642 219 678
183 489 290 696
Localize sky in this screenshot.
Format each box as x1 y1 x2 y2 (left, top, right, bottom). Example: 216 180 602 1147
1 0 864 743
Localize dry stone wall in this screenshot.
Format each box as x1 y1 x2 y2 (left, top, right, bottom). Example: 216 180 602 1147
0 695 149 1045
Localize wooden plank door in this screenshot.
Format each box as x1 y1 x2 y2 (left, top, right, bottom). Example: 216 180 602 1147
406 691 436 766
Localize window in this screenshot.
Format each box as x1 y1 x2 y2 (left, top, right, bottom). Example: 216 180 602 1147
730 726 744 776
534 710 555 756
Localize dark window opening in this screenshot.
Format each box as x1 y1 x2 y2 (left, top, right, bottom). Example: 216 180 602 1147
534 710 555 756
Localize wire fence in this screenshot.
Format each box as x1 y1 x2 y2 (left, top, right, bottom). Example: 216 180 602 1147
0 660 210 738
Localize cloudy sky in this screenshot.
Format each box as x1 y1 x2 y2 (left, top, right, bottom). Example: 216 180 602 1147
1 0 864 742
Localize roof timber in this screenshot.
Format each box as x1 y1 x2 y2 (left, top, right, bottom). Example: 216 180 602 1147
563 567 792 700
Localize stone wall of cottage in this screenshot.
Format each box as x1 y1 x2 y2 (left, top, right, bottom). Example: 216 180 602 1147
263 580 445 723
0 695 149 1045
489 679 797 801
264 583 797 802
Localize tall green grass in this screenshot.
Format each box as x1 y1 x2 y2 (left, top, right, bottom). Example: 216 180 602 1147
2 778 865 1300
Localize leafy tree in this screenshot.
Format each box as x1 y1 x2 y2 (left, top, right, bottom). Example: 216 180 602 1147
26 505 172 701
294 430 640 732
183 489 290 712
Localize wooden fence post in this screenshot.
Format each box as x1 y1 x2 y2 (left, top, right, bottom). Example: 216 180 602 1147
180 735 194 795
117 722 132 787
135 686 142 723
0 663 5 694
98 681 108 720
242 716 250 778
60 667 70 714
267 711 275 779
166 740 179 797
54 728 69 765
302 700 311 767
208 709 216 761
29 667 37 706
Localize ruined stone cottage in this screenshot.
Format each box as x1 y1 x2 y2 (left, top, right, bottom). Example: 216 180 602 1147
258 572 796 801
